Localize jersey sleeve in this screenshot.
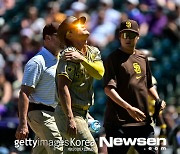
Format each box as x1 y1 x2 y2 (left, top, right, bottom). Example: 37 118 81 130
146 58 153 89
93 47 102 61
56 59 76 81
22 60 43 88
103 56 117 88
88 46 102 61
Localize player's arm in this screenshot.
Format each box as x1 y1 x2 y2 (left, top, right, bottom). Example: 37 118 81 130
15 85 34 140
57 75 77 137
148 86 160 101
148 86 165 109
104 86 132 110
57 75 73 119
104 86 146 122
63 50 104 80
146 56 166 110
148 83 166 111
16 60 42 140
81 59 104 80
148 86 166 109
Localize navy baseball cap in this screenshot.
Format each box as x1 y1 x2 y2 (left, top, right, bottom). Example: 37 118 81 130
119 19 139 35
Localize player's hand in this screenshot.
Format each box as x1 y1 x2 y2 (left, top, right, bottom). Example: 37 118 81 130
126 106 146 122
67 118 77 138
64 51 84 63
160 100 166 111
15 123 29 140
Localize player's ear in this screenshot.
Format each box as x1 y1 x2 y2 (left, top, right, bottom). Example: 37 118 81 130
45 35 51 41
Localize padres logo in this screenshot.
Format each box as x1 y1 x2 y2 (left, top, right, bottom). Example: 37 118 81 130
126 21 132 28
133 63 141 74
66 65 73 73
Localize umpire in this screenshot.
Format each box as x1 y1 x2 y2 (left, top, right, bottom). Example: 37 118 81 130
103 19 166 154
54 16 104 154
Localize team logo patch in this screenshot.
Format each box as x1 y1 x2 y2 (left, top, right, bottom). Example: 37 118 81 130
126 21 132 29
133 63 141 74
66 66 73 73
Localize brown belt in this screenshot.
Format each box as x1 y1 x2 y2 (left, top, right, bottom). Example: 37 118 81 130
28 103 55 112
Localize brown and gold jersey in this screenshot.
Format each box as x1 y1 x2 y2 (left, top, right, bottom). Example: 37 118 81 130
104 48 153 127
56 45 102 108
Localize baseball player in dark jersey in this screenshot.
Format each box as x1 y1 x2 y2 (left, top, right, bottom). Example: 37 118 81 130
103 19 166 154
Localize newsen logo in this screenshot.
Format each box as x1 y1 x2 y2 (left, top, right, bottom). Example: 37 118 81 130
99 137 166 147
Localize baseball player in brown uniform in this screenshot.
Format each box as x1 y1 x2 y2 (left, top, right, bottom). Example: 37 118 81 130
103 19 166 154
54 16 104 153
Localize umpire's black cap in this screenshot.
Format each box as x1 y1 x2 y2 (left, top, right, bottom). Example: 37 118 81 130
43 22 60 40
57 16 86 46
119 19 139 35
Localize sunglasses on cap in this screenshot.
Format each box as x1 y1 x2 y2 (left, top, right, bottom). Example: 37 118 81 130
122 31 138 39
71 22 85 30
66 23 86 35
